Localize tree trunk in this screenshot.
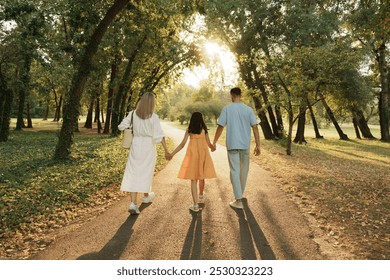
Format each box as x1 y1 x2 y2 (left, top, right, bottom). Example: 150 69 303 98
111 59 135 136
307 97 323 139
287 110 293 155
54 0 132 159
16 55 32 130
100 105 105 123
52 87 58 121
54 94 63 122
96 96 102 133
94 97 99 123
377 43 390 142
321 96 349 140
238 61 274 139
277 72 296 154
103 58 118 134
252 95 274 140
111 36 146 136
286 91 294 155
0 76 13 142
43 101 49 120
352 117 362 139
275 104 284 138
84 97 94 128
16 94 26 130
26 101 33 128
74 118 80 133
252 66 281 138
111 60 133 136
351 106 375 139
119 89 129 122
293 105 307 144
0 79 5 129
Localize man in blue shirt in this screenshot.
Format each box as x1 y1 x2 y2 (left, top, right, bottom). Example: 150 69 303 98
212 87 261 209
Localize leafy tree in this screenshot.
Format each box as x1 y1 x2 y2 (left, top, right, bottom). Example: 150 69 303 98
345 0 390 142
54 0 133 159
1 0 47 130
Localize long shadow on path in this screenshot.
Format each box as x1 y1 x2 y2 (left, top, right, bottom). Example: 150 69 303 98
180 211 202 260
234 200 276 260
77 204 151 260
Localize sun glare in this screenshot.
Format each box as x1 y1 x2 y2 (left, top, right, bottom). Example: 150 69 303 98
204 41 222 56
181 41 238 88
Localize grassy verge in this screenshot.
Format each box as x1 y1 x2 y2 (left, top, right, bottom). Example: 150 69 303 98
254 138 389 259
0 123 172 259
172 121 389 259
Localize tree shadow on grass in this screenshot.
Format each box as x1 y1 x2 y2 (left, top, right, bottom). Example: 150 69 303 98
77 204 151 260
180 211 202 260
233 200 276 260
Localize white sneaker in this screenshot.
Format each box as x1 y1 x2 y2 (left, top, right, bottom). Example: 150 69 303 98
229 200 243 209
142 192 156 204
189 204 201 213
128 202 140 214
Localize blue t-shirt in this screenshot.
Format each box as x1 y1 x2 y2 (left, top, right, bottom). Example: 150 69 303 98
217 103 258 150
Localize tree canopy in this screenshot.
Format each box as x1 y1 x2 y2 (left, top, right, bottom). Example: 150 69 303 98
0 0 388 156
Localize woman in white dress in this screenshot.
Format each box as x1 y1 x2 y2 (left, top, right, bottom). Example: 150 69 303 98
118 92 169 214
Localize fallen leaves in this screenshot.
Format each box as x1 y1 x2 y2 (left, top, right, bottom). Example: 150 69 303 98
253 137 390 259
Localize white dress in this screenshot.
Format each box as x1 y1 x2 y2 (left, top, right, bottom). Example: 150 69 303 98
118 111 165 193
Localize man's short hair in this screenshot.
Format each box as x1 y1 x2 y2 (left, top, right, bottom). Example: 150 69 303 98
230 87 241 96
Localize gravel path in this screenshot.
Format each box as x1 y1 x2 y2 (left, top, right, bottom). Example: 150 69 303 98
32 121 324 260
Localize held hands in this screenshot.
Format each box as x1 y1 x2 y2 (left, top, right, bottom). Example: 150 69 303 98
210 144 216 152
165 151 173 160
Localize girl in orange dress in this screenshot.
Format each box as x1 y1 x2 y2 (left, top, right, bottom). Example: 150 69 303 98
168 112 216 212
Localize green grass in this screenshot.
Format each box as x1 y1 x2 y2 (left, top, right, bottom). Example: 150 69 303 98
0 122 171 259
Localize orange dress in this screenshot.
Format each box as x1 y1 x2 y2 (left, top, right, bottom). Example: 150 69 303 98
178 131 217 180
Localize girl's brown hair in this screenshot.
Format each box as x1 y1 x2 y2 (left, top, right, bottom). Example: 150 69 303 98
135 92 155 119
188 112 208 134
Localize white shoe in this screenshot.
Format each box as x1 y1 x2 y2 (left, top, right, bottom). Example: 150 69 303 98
128 202 140 214
142 192 155 204
189 204 201 213
229 200 243 209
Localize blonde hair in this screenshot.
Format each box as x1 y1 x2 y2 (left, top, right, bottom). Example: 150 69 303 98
135 92 155 119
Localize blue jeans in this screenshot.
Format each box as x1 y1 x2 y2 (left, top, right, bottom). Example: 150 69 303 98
227 149 250 199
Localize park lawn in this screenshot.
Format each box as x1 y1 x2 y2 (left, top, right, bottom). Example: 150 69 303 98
0 120 172 259
174 121 389 259
254 137 389 260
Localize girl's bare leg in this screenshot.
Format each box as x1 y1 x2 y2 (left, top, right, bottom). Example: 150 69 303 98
191 180 198 205
199 179 205 196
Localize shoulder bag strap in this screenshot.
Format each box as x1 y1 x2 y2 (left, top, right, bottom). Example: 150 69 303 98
130 111 134 134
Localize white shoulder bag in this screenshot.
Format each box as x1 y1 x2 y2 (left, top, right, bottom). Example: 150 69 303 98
122 112 134 149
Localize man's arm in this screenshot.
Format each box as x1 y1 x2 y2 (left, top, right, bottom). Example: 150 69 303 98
252 124 261 156
212 125 224 150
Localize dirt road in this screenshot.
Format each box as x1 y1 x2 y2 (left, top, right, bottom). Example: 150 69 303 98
32 122 326 260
